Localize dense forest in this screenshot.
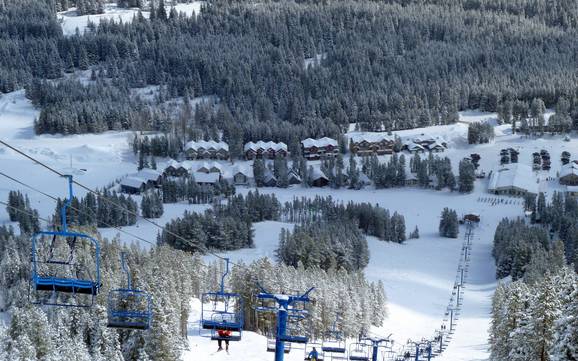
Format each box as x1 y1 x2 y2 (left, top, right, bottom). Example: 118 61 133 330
490 192 578 360
3 0 578 149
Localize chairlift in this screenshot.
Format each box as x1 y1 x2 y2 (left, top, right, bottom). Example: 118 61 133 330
348 342 370 361
30 175 101 307
200 258 243 338
278 313 309 344
322 317 347 355
107 252 152 330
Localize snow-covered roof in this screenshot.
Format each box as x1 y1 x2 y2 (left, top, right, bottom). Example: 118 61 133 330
301 137 338 148
195 161 224 172
191 172 220 184
560 163 578 178
565 185 578 192
427 141 446 149
120 177 146 188
136 168 162 181
232 165 252 177
407 143 425 151
488 164 538 194
349 133 394 143
185 140 229 152
165 159 181 169
244 141 288 152
310 167 328 180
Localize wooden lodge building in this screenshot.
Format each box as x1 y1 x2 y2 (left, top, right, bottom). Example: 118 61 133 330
301 137 339 160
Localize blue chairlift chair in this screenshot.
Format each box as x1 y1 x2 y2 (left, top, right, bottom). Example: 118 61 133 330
200 258 244 339
30 176 101 307
322 318 347 355
107 252 152 330
348 342 370 361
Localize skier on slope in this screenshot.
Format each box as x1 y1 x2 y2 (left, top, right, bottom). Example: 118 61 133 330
217 329 232 352
307 347 319 360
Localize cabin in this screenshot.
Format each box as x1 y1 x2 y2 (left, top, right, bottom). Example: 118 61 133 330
263 172 278 187
120 177 147 194
135 168 163 187
404 142 425 154
164 160 189 177
405 173 418 186
288 169 302 185
244 141 288 160
349 134 395 155
426 141 446 153
559 163 578 186
185 140 229 160
231 166 253 186
301 137 339 160
463 214 481 223
488 164 538 197
310 168 329 187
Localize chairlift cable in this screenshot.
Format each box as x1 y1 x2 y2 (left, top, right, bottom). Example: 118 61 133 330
0 171 156 246
0 140 242 267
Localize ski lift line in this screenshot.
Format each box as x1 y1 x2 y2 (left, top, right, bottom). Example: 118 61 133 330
0 140 240 267
0 171 156 246
0 200 53 225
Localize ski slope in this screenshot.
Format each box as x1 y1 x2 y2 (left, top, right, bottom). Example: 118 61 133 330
2 89 578 360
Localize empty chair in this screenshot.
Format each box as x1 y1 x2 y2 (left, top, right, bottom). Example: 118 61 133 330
107 252 152 330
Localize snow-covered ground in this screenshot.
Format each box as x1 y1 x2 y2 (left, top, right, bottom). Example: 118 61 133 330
57 2 204 36
2 88 578 360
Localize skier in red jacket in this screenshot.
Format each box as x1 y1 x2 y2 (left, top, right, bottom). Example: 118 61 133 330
217 329 232 352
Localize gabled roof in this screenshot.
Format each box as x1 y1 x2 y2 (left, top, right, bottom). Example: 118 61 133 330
185 140 229 152
488 164 538 194
233 164 253 178
120 177 146 188
349 133 394 143
407 143 425 151
301 137 338 148
165 159 181 169
244 141 288 152
136 168 162 182
310 167 328 181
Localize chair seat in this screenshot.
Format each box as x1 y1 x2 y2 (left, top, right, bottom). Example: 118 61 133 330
278 335 308 344
349 357 369 361
110 310 151 319
34 276 98 295
211 335 241 342
201 320 241 331
322 347 346 353
107 321 149 330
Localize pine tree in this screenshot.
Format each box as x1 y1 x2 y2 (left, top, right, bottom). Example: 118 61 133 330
458 159 475 193
253 158 265 187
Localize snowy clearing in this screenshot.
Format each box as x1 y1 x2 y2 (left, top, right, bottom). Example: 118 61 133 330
57 2 204 36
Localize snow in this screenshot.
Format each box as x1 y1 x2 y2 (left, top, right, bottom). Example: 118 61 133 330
0 90 208 247
303 53 327 69
488 163 539 195
301 137 338 148
57 2 204 36
3 91 577 360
